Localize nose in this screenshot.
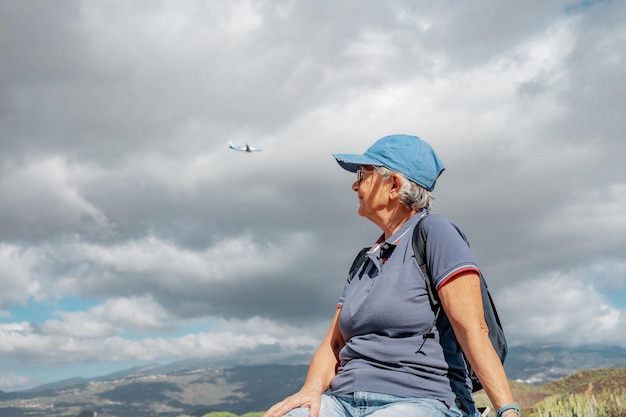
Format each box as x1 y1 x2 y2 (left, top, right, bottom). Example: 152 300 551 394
352 180 359 192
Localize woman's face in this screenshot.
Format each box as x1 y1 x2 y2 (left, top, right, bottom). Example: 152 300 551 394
352 166 390 220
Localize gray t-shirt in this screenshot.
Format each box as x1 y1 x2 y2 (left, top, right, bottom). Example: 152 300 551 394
331 212 479 410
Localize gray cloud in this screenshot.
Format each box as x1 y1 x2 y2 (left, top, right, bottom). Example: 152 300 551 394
1 0 625 391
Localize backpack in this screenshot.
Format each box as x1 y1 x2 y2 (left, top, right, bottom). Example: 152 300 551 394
413 215 507 392
347 215 507 393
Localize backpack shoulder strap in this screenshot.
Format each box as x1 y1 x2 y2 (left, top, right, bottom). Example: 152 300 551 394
412 214 439 309
413 213 508 393
412 214 442 342
348 247 369 282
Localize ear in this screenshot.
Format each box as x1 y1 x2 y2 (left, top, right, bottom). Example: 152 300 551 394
389 173 403 197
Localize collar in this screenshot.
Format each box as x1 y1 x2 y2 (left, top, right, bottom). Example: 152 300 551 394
369 209 428 253
364 210 428 271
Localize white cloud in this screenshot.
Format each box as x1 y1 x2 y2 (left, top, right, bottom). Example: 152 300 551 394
0 229 318 323
0 157 112 240
499 268 626 347
0 315 320 366
65 231 313 285
0 372 33 392
41 296 173 338
0 244 40 307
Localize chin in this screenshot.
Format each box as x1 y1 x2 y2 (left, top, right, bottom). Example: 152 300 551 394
357 208 373 220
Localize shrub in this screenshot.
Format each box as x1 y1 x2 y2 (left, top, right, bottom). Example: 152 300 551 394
535 389 626 417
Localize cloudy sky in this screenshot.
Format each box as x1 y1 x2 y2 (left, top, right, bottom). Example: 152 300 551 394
1 0 625 392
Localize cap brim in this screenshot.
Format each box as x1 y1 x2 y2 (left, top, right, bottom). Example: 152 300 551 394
332 153 381 173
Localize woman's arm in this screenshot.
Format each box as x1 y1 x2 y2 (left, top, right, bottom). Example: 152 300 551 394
263 308 345 417
438 270 517 414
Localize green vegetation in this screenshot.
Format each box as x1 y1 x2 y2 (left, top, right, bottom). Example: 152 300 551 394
534 389 626 417
473 368 626 417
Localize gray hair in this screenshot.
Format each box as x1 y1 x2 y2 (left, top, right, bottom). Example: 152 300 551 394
375 166 434 211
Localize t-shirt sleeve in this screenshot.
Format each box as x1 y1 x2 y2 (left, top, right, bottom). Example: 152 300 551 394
421 214 480 290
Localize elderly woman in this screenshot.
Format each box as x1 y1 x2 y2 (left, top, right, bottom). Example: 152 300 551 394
263 135 519 417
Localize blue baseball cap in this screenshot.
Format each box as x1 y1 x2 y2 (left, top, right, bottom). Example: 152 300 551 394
332 134 445 191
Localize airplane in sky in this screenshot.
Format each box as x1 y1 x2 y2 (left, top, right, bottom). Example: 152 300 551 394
228 141 263 153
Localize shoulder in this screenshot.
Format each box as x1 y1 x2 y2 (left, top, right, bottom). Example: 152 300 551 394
418 213 478 287
420 213 457 234
420 213 470 245
421 213 452 228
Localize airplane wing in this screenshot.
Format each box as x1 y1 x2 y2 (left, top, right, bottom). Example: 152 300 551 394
228 141 263 152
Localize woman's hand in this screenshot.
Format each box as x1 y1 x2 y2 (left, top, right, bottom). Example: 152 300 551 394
262 385 324 417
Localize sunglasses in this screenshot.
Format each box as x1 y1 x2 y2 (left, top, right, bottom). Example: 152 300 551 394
356 167 378 184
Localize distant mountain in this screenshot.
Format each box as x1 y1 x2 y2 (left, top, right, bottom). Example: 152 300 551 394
20 377 89 394
505 345 626 385
1 345 625 417
0 364 309 417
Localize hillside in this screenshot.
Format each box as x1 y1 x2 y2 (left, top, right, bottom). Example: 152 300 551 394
505 345 626 384
1 357 626 417
0 364 308 417
0 365 626 417
473 368 626 417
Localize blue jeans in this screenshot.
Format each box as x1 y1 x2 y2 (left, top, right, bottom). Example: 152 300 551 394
283 392 479 417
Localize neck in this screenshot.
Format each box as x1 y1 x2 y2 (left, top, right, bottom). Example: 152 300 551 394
376 207 417 240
